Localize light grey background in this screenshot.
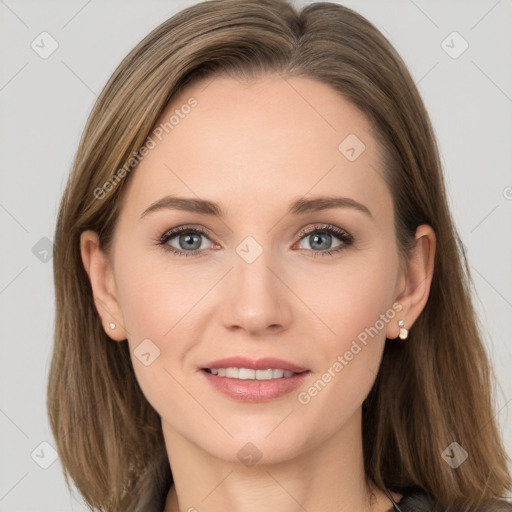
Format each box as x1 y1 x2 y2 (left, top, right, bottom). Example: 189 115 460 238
1 0 511 509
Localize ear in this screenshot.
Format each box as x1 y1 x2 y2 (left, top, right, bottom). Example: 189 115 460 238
387 224 436 339
80 230 127 341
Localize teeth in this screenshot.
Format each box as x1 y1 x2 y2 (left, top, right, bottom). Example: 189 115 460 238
239 368 256 379
208 367 296 379
225 367 238 378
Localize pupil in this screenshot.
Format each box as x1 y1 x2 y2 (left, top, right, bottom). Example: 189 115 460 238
180 233 201 250
311 233 331 250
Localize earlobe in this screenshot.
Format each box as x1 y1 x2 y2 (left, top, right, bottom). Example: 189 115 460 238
80 230 127 341
388 224 436 340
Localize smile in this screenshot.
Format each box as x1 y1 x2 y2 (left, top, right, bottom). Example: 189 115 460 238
205 367 297 379
201 367 310 402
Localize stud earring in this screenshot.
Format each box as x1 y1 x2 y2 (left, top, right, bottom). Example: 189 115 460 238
398 320 408 340
109 322 116 329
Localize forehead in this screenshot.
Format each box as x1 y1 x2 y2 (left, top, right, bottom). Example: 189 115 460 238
121 73 390 221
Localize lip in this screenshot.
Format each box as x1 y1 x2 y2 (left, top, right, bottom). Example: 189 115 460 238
201 356 308 373
200 356 310 403
201 369 310 402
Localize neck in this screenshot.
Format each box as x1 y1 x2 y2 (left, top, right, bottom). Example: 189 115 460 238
162 408 396 512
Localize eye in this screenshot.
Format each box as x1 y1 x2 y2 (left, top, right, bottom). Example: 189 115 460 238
157 225 214 257
295 224 354 257
157 223 354 258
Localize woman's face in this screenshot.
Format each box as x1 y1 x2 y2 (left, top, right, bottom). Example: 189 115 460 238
97 74 408 463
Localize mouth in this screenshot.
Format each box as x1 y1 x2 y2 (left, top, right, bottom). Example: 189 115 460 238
202 367 302 380
200 357 310 402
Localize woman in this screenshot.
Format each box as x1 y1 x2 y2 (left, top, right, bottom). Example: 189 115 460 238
47 0 512 511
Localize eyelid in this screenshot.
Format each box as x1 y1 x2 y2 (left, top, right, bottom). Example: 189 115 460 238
296 223 349 239
158 224 212 243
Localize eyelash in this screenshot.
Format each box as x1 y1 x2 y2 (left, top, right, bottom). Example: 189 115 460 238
156 223 354 258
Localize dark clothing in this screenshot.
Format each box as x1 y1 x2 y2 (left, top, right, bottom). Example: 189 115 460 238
391 488 435 511
389 488 512 512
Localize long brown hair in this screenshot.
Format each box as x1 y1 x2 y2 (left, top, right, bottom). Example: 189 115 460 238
47 1 512 510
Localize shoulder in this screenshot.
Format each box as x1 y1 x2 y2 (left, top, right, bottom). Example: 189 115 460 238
396 488 512 512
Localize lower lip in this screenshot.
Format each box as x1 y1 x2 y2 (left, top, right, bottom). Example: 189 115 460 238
201 369 310 403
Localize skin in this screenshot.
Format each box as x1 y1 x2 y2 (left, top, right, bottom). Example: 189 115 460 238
81 74 435 512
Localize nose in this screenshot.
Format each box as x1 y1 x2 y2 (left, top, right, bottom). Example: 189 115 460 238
220 251 293 336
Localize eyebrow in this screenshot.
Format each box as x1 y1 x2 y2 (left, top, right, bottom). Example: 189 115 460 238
139 195 374 221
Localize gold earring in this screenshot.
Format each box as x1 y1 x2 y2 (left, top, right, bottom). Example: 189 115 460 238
398 320 408 340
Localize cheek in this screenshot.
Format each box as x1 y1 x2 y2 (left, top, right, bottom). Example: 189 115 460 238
114 257 194 413
113 248 217 398
114 246 209 338
299 246 398 347
298 248 398 400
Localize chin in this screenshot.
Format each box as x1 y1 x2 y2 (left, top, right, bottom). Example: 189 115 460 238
200 427 313 466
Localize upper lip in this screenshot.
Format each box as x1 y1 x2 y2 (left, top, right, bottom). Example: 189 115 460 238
201 356 308 373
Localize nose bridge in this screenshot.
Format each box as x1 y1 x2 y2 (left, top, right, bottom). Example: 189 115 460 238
234 245 276 296
221 237 292 334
